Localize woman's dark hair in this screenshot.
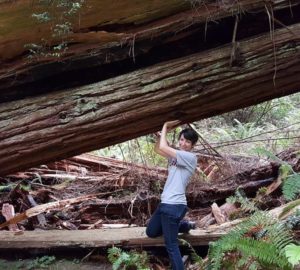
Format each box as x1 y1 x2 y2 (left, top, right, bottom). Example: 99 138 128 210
178 128 199 145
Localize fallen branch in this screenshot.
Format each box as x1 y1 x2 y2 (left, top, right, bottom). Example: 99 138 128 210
0 193 105 230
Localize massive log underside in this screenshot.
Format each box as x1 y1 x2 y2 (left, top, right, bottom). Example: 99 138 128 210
0 0 300 102
0 0 300 174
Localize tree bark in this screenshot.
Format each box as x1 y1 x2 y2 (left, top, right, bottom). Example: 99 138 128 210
1 23 300 175
1 0 299 102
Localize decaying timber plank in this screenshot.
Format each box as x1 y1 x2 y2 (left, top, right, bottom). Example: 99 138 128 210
0 227 226 249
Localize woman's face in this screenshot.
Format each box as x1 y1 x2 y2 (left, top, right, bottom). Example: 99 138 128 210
178 134 193 151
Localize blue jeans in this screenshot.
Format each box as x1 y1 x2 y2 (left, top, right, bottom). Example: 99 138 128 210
146 203 189 270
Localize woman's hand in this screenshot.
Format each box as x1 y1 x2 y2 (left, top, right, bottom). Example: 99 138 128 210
163 120 181 131
159 120 180 158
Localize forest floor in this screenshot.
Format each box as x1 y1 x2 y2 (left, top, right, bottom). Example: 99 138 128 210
0 148 299 269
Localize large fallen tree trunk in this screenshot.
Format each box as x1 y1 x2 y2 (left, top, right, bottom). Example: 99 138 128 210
1 24 300 175
1 0 300 102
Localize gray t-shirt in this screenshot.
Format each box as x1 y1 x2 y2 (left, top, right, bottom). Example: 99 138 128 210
161 150 197 205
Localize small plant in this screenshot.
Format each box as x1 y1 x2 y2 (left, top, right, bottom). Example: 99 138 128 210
227 189 259 213
107 247 150 270
257 186 268 196
179 239 205 269
25 0 85 59
26 256 56 269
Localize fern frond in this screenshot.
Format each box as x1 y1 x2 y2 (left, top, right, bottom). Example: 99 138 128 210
236 238 290 269
226 189 259 213
282 174 300 201
107 247 122 264
208 211 293 270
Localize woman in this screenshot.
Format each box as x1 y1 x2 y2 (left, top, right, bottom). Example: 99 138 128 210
146 120 199 270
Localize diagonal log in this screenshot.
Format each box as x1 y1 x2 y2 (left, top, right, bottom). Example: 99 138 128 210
0 24 300 175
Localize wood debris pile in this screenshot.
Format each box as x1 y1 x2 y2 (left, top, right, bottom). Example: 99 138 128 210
0 149 299 235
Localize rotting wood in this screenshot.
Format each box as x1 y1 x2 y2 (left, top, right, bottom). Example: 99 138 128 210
211 203 227 224
198 202 237 228
0 193 106 229
0 178 278 230
1 149 298 232
205 200 300 232
1 24 300 175
27 195 47 227
1 203 19 231
270 198 300 219
8 153 167 181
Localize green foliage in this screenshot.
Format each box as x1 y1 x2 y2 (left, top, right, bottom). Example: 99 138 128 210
227 189 258 213
107 247 150 270
250 148 300 202
207 212 293 270
195 93 300 156
282 174 300 201
95 134 173 167
25 0 85 58
253 147 283 163
179 239 205 268
26 256 56 269
257 187 268 196
32 12 51 22
92 94 300 170
214 119 263 141
0 259 24 270
285 243 300 266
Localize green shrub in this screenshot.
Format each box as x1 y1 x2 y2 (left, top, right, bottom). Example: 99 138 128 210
107 247 150 270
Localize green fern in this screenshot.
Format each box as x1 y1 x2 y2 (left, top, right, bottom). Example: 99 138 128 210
207 212 293 270
282 174 300 201
227 189 258 213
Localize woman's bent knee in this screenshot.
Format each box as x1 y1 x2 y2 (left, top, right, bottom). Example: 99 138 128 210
146 227 159 238
146 227 154 238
